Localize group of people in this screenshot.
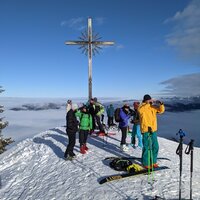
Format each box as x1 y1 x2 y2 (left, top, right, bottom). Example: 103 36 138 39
105 102 142 152
64 97 106 160
64 94 165 169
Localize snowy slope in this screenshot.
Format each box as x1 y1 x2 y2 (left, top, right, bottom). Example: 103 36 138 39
0 127 200 200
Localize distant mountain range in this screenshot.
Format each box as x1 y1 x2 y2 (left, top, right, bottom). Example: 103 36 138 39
161 96 200 112
9 96 200 112
10 103 62 111
117 96 200 112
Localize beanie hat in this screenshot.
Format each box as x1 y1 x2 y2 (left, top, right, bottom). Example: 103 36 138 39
143 94 152 102
93 97 97 102
67 99 72 104
123 104 130 109
71 103 78 110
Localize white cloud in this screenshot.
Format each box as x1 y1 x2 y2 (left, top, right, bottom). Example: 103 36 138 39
116 44 125 50
160 73 200 97
61 17 106 31
60 17 86 30
94 17 105 25
165 0 200 64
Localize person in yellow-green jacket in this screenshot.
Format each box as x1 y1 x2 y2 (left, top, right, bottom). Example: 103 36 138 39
138 94 165 169
88 97 105 134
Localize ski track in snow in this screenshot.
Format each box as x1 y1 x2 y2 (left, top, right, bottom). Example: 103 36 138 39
0 127 200 200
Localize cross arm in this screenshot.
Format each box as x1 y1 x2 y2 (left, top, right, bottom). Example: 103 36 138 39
65 41 89 45
92 41 114 46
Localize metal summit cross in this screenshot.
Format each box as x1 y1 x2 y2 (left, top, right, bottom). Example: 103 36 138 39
65 17 114 100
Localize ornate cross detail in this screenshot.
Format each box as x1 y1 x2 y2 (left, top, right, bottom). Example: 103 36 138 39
65 18 114 100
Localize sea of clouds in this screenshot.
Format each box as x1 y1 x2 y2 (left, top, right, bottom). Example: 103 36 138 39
0 97 199 148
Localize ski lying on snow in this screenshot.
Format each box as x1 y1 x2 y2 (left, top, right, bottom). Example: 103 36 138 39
105 156 171 161
99 166 169 184
90 132 116 137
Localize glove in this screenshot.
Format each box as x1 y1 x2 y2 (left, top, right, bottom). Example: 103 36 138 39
148 127 153 134
156 100 163 105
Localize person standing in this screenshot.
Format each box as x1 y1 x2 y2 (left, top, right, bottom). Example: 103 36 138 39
88 97 105 133
119 104 133 151
76 105 93 154
131 101 143 148
66 99 72 113
64 103 78 160
87 98 97 132
138 94 165 169
93 97 105 133
106 104 115 127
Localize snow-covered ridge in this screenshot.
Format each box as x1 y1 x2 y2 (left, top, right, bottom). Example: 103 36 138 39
0 126 200 200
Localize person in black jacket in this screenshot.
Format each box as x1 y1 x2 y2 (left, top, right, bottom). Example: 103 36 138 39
64 103 78 160
87 98 96 132
87 97 105 134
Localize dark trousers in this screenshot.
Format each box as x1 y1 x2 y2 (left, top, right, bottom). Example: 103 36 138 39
120 126 128 145
107 116 114 127
79 130 89 146
64 132 76 157
91 115 96 130
95 115 105 132
101 114 104 123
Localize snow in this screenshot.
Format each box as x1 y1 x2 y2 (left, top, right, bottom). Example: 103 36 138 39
0 97 200 199
1 126 200 200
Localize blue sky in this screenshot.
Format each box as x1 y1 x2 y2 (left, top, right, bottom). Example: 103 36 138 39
0 0 200 99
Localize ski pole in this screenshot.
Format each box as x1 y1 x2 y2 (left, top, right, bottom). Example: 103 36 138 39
148 133 151 180
148 127 154 182
148 135 154 182
176 129 186 200
185 139 194 200
102 134 106 147
105 131 108 145
102 129 108 147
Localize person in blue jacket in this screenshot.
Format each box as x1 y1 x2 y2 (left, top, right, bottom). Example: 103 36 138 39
119 104 133 151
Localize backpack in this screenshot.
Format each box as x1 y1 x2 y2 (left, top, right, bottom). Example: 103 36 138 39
114 108 121 122
109 158 132 171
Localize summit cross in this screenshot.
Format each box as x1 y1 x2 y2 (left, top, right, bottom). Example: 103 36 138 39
65 17 114 100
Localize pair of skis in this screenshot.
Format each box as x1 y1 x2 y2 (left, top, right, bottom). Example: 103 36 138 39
99 156 170 184
99 165 169 184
